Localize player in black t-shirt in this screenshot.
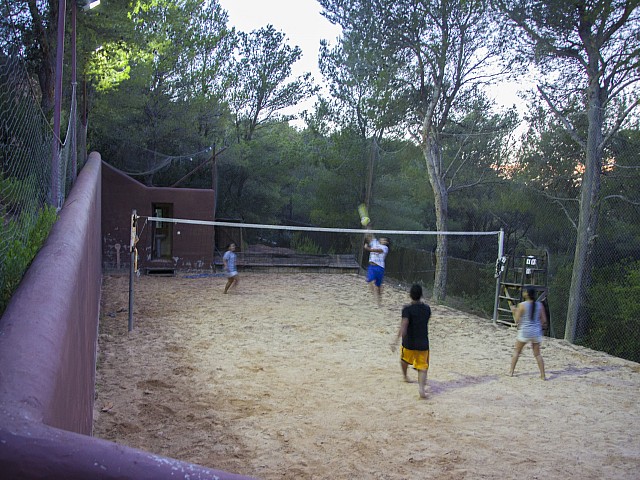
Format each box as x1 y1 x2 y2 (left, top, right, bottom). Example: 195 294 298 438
391 284 431 399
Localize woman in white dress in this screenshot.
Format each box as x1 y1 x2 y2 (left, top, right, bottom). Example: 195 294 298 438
509 287 548 380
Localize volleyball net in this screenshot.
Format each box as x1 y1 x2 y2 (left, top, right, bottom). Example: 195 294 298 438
128 212 504 318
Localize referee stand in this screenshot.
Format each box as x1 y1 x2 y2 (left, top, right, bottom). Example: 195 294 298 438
496 250 550 335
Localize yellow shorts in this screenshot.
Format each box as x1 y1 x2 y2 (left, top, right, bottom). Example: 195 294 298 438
401 347 430 371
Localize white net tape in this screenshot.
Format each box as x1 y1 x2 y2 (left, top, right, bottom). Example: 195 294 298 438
144 216 502 237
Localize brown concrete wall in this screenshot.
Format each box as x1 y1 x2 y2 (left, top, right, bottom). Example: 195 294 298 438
0 152 251 479
102 163 215 271
0 152 102 433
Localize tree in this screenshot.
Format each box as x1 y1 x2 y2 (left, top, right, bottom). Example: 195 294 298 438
495 0 640 343
320 0 512 302
318 26 407 218
513 99 586 259
88 0 234 185
215 121 308 223
228 25 317 142
1 0 59 115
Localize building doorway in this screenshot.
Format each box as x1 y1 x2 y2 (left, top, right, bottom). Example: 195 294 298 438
152 203 173 260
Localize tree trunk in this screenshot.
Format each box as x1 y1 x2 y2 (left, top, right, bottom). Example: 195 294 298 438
423 136 448 303
28 0 57 116
38 59 56 117
364 138 377 209
564 83 603 343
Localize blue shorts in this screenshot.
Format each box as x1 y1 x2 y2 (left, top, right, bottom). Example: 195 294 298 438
366 264 385 287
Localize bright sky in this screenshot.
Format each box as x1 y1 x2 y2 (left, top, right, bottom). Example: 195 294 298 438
218 0 529 125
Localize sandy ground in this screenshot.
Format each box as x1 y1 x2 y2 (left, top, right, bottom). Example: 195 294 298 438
94 272 640 480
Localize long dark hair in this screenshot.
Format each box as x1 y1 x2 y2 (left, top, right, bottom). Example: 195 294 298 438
526 287 537 320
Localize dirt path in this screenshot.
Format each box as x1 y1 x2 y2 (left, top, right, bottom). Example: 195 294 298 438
94 272 640 479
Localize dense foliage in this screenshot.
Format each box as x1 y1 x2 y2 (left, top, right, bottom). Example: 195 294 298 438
0 206 58 316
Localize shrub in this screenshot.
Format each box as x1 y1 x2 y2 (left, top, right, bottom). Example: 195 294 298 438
0 205 58 315
585 261 640 363
291 233 322 254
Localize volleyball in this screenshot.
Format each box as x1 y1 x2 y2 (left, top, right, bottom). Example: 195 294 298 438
358 203 370 227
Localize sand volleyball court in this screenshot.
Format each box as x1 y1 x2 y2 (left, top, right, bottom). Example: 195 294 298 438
94 272 640 479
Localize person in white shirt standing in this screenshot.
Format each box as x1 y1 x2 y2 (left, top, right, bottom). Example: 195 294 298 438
223 243 239 294
364 233 389 306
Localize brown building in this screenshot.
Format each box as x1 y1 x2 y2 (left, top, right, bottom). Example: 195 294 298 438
101 162 217 272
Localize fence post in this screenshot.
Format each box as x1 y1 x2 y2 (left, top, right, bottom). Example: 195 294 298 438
492 229 505 324
129 210 137 332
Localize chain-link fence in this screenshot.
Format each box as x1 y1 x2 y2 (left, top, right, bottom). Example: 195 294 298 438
547 199 640 363
1 15 82 313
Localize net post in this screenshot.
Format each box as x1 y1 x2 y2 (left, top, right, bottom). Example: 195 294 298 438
492 228 505 324
129 209 137 332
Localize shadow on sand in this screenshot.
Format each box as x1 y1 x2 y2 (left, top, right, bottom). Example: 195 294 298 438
428 372 500 395
424 364 626 395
